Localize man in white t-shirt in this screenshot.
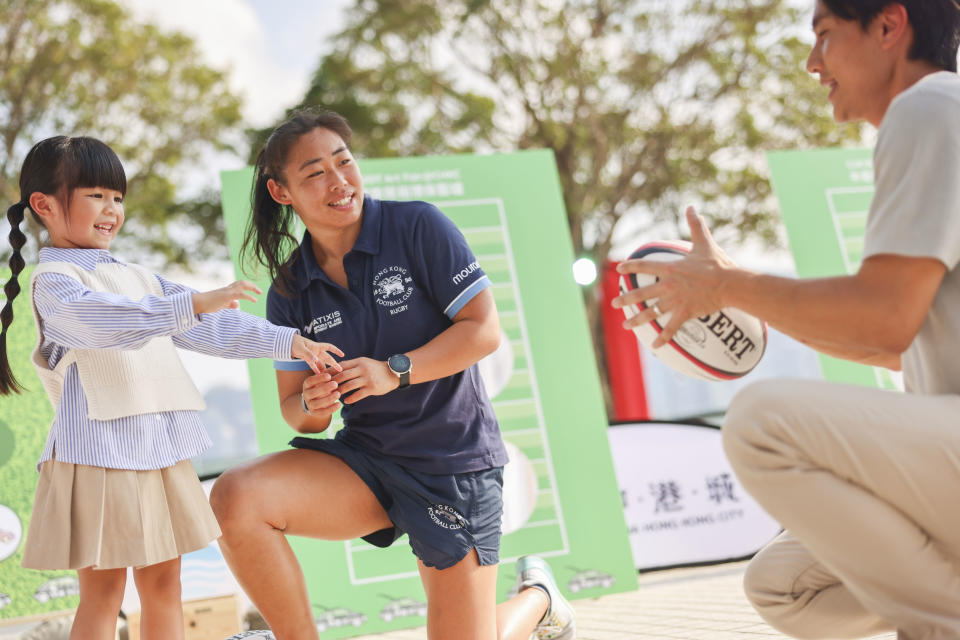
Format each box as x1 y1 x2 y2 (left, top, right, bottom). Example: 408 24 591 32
614 1 960 638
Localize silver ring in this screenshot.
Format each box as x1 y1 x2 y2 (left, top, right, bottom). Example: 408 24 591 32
651 302 663 316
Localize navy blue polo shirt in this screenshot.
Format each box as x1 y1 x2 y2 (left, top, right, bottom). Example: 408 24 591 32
266 196 508 474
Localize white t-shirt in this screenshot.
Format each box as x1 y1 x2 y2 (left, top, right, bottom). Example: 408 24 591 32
863 71 960 395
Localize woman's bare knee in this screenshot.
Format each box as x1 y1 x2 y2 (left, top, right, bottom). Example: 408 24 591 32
210 466 263 528
210 468 238 518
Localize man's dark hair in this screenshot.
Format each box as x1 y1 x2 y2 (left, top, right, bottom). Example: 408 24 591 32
822 0 960 71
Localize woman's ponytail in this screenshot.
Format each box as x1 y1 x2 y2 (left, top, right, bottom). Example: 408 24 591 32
1 202 29 395
241 151 299 297
240 109 354 298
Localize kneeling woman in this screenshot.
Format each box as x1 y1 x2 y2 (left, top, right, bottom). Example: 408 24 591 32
211 110 576 640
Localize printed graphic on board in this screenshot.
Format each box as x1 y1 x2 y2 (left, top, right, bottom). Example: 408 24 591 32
477 330 514 399
609 422 781 570
0 505 22 563
0 266 81 621
768 149 903 391
377 595 427 622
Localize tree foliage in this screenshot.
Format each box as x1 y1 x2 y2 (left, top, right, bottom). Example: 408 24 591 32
258 0 867 415
1 0 242 267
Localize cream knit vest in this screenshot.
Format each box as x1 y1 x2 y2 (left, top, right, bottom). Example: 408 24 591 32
29 261 206 420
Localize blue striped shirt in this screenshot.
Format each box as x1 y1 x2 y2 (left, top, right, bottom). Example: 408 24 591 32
32 248 298 471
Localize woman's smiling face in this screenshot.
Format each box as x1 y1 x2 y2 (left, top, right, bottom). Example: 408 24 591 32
267 127 364 232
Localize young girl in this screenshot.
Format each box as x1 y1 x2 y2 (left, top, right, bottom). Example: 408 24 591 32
210 109 576 639
0 135 343 640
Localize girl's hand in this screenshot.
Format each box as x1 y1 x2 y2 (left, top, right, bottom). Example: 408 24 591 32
291 335 344 375
332 357 401 404
301 370 342 419
192 280 262 315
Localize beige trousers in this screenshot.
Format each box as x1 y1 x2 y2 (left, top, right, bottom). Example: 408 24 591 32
722 379 960 640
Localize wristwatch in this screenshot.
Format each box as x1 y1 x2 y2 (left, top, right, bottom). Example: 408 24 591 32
387 354 412 390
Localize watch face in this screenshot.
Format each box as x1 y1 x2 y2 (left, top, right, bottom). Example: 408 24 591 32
388 354 411 373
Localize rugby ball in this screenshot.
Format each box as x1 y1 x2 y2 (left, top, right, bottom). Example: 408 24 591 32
618 241 766 381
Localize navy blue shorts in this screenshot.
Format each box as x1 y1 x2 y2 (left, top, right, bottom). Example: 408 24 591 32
289 436 504 570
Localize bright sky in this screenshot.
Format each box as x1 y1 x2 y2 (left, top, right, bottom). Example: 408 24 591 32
119 0 353 128
102 1 353 392
112 0 798 276
115 0 354 199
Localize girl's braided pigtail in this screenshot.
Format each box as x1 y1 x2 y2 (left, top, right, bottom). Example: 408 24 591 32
1 202 29 395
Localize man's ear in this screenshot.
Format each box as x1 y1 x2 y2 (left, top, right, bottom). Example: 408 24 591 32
266 178 292 205
28 192 58 222
877 2 910 51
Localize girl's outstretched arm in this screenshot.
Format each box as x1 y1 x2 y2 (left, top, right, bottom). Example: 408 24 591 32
35 273 198 350
160 275 343 367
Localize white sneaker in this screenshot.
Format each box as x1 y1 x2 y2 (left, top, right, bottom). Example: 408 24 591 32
515 555 576 639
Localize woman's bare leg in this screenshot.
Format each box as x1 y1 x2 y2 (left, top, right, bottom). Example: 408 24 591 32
418 549 548 640
497 586 549 640
210 449 392 640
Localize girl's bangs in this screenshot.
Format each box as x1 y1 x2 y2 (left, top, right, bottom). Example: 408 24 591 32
65 138 127 195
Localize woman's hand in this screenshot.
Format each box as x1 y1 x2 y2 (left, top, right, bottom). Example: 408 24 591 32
332 357 400 404
300 370 342 424
192 280 262 315
291 334 344 375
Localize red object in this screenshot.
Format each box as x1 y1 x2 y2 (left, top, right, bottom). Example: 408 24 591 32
601 261 649 421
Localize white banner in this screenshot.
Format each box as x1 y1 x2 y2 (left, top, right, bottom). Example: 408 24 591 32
608 422 781 571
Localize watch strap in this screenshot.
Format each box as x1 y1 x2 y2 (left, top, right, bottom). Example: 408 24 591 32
388 354 412 390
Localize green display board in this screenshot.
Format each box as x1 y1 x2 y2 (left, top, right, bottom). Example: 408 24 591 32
220 149 636 636
767 148 900 390
0 266 81 621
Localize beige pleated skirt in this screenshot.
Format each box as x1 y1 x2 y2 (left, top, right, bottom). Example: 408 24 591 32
21 459 221 571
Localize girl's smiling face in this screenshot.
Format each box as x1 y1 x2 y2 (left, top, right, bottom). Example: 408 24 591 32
34 186 125 250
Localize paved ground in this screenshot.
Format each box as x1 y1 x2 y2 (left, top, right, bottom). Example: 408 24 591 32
349 561 897 640
0 561 898 639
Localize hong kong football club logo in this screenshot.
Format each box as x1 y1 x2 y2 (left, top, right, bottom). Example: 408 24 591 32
373 266 414 307
427 504 468 530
